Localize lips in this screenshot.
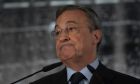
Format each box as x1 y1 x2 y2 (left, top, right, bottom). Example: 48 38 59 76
60 43 74 50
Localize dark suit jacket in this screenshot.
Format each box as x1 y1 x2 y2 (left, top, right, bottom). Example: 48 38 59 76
30 63 140 84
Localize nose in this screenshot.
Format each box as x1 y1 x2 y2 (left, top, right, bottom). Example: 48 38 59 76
58 33 70 42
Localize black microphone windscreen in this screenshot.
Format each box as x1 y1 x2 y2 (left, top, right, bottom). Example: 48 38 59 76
41 62 63 72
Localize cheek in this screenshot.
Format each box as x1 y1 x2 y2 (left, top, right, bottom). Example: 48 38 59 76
81 33 93 48
73 36 83 50
56 41 60 54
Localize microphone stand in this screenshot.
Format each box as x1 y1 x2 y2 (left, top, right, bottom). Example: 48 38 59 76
11 62 62 84
11 70 42 84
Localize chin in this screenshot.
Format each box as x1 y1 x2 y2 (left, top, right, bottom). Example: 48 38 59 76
58 55 73 62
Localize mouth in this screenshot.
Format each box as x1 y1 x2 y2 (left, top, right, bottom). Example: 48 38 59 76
60 43 74 50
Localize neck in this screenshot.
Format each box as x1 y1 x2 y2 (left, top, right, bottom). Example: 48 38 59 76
63 55 97 71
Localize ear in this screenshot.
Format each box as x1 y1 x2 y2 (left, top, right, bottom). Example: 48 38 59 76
91 29 102 44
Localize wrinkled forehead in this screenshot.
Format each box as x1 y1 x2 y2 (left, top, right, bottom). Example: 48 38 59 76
55 10 89 27
56 9 88 21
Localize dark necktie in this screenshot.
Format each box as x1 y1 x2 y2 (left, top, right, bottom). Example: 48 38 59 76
70 72 86 84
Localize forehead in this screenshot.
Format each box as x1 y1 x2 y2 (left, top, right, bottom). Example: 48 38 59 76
56 10 89 27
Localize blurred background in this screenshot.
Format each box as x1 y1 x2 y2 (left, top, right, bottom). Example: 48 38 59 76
0 0 140 84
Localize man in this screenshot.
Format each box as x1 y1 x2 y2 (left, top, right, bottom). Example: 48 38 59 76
30 5 140 84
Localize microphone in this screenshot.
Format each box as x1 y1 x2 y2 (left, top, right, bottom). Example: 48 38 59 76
11 62 63 84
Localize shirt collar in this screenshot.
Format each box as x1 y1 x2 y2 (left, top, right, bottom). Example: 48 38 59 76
66 58 99 81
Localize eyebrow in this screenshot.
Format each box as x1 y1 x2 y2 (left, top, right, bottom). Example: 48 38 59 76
54 21 78 30
66 21 78 24
54 25 58 30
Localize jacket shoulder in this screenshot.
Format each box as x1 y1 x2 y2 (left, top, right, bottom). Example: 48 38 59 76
98 63 140 84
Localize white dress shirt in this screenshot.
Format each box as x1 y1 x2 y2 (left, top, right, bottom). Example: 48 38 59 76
67 58 99 84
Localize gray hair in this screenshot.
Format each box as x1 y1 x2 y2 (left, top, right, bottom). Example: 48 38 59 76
55 5 101 31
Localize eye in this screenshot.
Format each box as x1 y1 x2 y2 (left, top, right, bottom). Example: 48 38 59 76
55 30 61 36
52 29 61 37
67 27 77 32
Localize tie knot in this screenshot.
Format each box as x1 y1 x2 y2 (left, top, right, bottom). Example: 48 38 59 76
70 72 86 84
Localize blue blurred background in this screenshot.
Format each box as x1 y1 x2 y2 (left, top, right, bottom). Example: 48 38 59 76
0 0 140 84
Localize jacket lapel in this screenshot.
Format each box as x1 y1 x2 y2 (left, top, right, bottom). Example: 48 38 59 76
89 62 114 84
53 68 68 84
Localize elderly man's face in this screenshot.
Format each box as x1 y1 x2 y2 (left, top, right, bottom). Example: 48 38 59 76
55 10 101 63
